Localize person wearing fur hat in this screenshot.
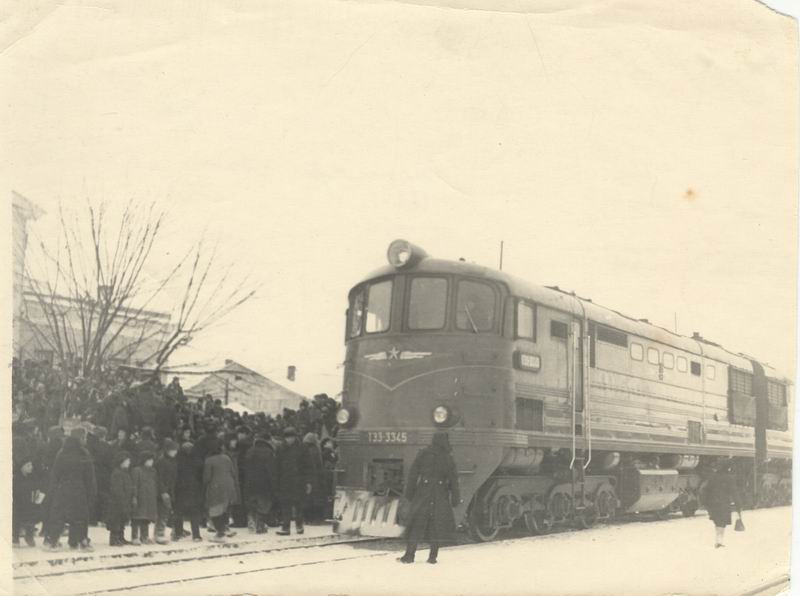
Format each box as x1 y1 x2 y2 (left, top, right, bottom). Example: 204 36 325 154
130 451 158 545
275 426 312 536
398 431 461 564
174 442 204 541
155 439 179 544
107 451 133 546
244 431 277 534
45 428 97 551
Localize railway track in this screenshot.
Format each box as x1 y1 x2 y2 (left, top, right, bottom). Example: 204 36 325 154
13 507 790 595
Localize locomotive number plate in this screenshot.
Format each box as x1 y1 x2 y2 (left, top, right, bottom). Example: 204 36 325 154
366 431 408 444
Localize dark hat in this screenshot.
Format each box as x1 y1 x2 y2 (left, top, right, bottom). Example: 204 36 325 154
139 450 155 464
282 426 297 437
162 438 178 452
236 425 252 435
180 441 194 453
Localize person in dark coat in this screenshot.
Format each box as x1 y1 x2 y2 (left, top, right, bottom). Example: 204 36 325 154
130 451 158 544
398 431 461 564
155 439 179 544
37 425 64 541
155 397 178 444
13 458 42 547
302 432 325 522
46 429 97 551
243 432 277 534
203 439 239 542
110 399 131 438
89 426 113 526
175 442 204 541
704 459 742 548
135 428 158 465
275 427 312 535
107 451 134 546
233 426 252 529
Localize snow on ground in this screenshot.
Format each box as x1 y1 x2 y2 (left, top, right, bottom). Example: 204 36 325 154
15 506 790 596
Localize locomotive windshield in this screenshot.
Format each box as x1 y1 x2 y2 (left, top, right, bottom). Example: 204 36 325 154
348 279 393 337
408 277 447 329
455 279 495 332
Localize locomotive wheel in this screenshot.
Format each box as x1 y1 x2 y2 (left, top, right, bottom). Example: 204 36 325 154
468 503 500 542
576 505 597 530
595 488 618 522
523 510 554 535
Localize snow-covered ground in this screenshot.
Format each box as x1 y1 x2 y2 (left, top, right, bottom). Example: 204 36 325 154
13 506 791 596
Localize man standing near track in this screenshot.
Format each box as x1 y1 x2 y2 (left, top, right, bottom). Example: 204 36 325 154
398 430 461 564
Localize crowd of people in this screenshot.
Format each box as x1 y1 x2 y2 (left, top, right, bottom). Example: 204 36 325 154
12 358 341 551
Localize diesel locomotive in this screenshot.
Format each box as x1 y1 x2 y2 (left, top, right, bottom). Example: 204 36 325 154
332 240 793 541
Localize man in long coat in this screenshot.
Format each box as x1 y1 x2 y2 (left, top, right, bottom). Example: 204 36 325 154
46 428 97 551
244 431 277 533
275 427 312 535
203 439 239 542
398 431 460 564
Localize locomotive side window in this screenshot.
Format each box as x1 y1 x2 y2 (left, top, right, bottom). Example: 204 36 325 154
705 364 716 380
690 361 701 376
630 342 643 361
348 288 365 338
677 356 688 372
365 280 393 334
730 368 753 394
768 380 787 407
647 347 659 365
662 352 675 369
550 320 568 339
516 302 536 340
455 280 496 332
596 325 628 347
408 277 447 330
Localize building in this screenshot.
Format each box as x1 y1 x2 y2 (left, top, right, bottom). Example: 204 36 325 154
12 190 172 370
12 191 43 356
185 359 306 415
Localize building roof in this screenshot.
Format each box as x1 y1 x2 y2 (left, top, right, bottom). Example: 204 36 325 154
185 359 306 408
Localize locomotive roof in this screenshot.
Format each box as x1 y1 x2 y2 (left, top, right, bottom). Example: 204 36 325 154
358 257 792 384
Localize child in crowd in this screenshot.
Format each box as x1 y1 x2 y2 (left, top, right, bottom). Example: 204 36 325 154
108 451 133 546
12 458 41 547
131 451 158 545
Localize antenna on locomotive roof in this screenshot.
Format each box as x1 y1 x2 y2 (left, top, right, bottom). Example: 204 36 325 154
499 240 504 271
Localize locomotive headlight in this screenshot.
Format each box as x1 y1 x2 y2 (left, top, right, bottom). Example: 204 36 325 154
387 239 429 269
336 408 351 426
433 405 450 425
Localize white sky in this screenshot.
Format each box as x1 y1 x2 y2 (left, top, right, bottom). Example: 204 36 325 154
2 0 797 396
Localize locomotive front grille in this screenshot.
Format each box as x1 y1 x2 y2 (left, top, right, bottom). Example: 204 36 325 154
368 458 404 495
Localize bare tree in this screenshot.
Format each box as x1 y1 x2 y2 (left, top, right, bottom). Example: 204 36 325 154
20 199 255 380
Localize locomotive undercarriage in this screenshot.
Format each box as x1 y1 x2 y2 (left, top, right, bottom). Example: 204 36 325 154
464 449 791 542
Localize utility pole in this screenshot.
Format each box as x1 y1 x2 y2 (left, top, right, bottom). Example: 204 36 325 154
224 378 229 405
499 240 504 271
674 312 678 334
